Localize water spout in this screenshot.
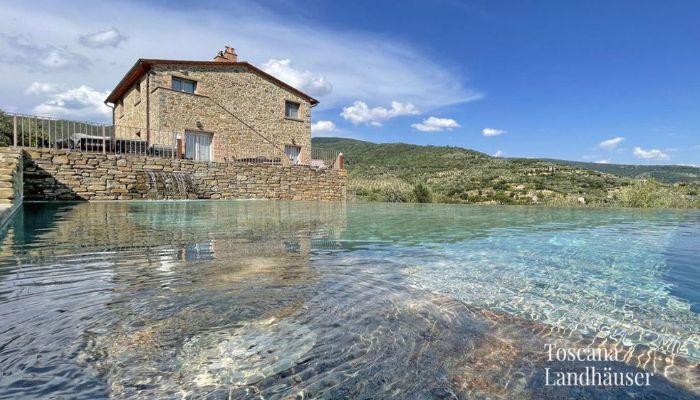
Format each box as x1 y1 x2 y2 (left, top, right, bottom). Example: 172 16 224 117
145 171 192 200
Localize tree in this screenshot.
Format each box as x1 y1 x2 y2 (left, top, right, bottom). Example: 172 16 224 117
0 110 12 146
413 182 433 203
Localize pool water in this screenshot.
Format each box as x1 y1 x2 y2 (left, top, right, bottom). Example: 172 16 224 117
0 201 698 399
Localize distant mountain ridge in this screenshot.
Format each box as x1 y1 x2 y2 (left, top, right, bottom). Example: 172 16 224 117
313 137 699 184
312 137 699 208
539 159 699 184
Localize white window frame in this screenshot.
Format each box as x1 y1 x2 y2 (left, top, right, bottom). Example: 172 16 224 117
185 131 213 161
284 145 301 164
172 77 197 94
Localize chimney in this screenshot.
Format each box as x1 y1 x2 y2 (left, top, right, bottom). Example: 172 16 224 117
214 46 237 62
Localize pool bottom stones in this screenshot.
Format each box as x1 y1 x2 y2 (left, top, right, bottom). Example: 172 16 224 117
177 318 317 387
82 284 699 399
3 202 699 399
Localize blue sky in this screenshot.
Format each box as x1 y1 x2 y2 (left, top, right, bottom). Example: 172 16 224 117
1 0 698 165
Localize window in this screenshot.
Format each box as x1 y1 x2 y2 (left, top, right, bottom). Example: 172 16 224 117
285 145 301 164
184 242 214 261
185 131 212 161
172 77 196 94
285 101 300 119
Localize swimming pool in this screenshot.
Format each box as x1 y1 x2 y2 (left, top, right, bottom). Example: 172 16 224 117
0 201 698 399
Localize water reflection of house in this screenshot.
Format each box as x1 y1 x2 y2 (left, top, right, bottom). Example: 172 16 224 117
1 201 346 285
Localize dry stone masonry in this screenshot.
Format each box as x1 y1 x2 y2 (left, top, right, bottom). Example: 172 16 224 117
0 147 23 225
113 50 315 163
22 149 347 201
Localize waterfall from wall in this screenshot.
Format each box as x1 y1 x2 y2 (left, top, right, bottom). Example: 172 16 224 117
145 171 194 200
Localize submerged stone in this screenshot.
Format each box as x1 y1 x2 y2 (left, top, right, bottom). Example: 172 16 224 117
177 317 317 387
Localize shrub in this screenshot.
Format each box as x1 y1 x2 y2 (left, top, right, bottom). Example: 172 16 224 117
490 190 517 205
384 188 409 203
413 182 433 203
492 180 508 191
612 180 697 208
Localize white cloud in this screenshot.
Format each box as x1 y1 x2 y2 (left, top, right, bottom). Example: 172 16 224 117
0 1 482 118
32 85 111 121
341 101 419 126
598 136 625 150
78 28 127 48
311 120 336 134
482 128 505 137
0 33 89 71
25 82 60 95
261 59 332 97
633 147 669 160
411 116 460 132
493 150 505 157
594 159 610 164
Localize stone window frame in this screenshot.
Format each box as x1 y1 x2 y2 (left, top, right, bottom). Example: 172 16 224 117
170 73 199 95
284 100 302 121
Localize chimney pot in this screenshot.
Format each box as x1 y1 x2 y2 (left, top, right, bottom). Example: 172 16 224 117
214 46 237 62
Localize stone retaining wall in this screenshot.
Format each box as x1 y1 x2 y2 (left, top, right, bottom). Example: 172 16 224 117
22 149 346 201
0 147 24 225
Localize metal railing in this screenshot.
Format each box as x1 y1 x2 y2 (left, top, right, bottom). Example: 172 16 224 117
307 147 342 170
1 112 177 158
10 112 110 151
0 112 344 168
227 141 287 165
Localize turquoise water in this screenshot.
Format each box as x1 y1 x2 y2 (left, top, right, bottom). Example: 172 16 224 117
0 201 698 399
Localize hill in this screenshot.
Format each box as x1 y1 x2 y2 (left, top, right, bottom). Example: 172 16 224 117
312 137 699 208
540 159 700 184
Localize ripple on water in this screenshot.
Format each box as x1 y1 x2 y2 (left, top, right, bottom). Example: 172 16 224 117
178 317 317 387
1 202 699 399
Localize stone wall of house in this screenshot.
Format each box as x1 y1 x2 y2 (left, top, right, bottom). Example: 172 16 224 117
0 147 24 225
23 149 346 202
114 75 148 141
114 63 312 163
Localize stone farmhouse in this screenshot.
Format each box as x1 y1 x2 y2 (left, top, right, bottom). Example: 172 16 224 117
105 47 319 164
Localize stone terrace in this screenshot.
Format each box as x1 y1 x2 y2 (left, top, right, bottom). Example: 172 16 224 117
22 148 347 201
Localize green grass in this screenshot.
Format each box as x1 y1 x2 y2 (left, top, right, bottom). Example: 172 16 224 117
314 137 700 208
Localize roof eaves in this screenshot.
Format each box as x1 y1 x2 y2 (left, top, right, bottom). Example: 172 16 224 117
105 59 319 105
105 59 148 104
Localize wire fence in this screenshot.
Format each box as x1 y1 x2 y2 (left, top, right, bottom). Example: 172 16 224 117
0 112 344 168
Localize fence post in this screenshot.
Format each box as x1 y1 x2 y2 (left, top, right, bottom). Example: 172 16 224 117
12 115 17 147
335 152 344 170
172 131 177 159
102 125 106 154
